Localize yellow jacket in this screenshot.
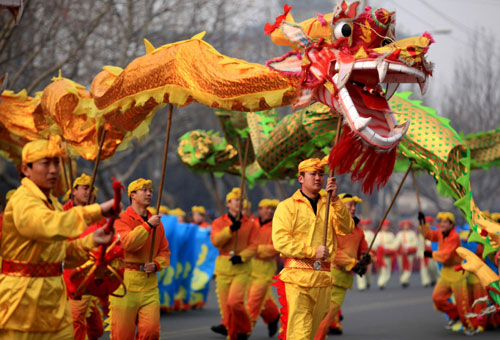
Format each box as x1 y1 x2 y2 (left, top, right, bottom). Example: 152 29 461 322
272 189 354 287
0 178 102 332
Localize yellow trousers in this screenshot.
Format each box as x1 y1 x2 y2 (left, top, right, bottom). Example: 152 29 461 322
109 287 160 340
284 283 331 340
0 325 74 340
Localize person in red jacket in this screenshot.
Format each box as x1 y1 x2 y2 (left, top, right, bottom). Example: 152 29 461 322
62 173 107 340
421 211 472 334
247 199 280 337
110 178 171 339
210 188 257 340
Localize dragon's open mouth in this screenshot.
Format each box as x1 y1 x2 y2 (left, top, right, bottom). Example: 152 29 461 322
334 59 428 149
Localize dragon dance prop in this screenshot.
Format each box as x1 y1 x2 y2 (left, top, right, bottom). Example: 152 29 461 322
65 178 126 300
463 128 500 170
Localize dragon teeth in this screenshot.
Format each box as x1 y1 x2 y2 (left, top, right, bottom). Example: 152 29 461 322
354 117 372 131
385 83 399 99
377 61 388 83
418 75 429 96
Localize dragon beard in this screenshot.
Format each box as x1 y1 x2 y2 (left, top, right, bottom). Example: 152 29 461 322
328 124 397 194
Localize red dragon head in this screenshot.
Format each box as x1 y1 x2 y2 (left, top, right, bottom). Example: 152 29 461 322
266 1 433 192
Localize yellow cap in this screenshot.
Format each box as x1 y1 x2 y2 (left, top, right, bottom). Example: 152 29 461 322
338 193 363 203
298 157 327 175
270 199 280 207
22 135 66 165
492 212 500 222
159 205 170 215
5 189 16 201
147 206 155 214
192 205 206 214
169 208 186 216
258 199 271 208
128 178 153 197
437 211 455 224
73 173 91 188
226 188 241 202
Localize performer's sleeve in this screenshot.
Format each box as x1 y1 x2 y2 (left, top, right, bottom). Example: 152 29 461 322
12 196 102 241
115 217 151 252
331 199 354 236
257 244 279 259
358 232 369 258
272 202 316 259
64 233 96 268
154 226 170 269
421 223 439 242
334 248 356 271
239 222 258 262
210 218 233 248
432 234 459 263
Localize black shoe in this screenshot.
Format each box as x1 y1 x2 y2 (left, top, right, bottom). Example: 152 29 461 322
328 327 343 335
211 324 228 336
339 314 344 321
379 286 385 290
402 283 409 288
268 314 280 337
237 333 249 340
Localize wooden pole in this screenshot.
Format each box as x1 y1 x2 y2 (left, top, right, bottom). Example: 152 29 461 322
367 162 413 253
231 137 250 256
322 117 343 246
87 127 107 205
148 104 174 264
60 157 70 194
210 173 224 217
411 167 422 212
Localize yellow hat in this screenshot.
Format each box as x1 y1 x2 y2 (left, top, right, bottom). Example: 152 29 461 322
5 189 16 202
339 193 363 203
22 135 66 165
270 199 280 207
298 157 328 175
169 208 186 217
73 173 91 188
160 205 170 215
492 212 500 222
259 199 272 208
128 178 153 197
147 206 155 214
243 199 251 209
192 205 206 214
437 211 455 224
226 188 241 202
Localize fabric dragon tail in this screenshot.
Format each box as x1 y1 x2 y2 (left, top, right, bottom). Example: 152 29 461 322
328 125 397 194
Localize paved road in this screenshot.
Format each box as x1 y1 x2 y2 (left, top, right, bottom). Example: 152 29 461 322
157 274 500 340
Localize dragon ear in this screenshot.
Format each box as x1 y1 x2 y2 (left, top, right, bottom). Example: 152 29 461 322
281 21 313 49
332 0 366 23
266 51 302 76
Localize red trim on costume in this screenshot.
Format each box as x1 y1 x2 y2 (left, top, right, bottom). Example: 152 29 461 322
272 275 289 340
2 259 62 277
153 260 161 272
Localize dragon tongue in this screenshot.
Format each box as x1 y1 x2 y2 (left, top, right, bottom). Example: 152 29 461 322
351 85 390 111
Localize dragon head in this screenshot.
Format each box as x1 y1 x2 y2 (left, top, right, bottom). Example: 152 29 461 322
266 1 433 192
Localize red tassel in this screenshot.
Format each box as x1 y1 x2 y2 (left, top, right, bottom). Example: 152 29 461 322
480 229 488 237
329 126 397 194
272 275 288 340
454 264 465 275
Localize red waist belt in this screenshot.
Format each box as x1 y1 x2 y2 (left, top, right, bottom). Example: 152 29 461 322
284 258 330 271
1 259 62 277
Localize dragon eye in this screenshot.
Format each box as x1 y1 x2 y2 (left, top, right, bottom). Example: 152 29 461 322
333 21 353 40
381 38 393 46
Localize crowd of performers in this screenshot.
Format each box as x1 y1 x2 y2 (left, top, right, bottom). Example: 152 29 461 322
1 138 500 339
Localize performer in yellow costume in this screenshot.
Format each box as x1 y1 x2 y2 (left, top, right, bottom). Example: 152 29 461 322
0 136 116 340
247 199 280 337
272 158 354 340
192 205 210 227
210 188 258 340
110 178 171 340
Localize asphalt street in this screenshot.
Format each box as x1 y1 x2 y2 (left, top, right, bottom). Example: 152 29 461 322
157 274 500 340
